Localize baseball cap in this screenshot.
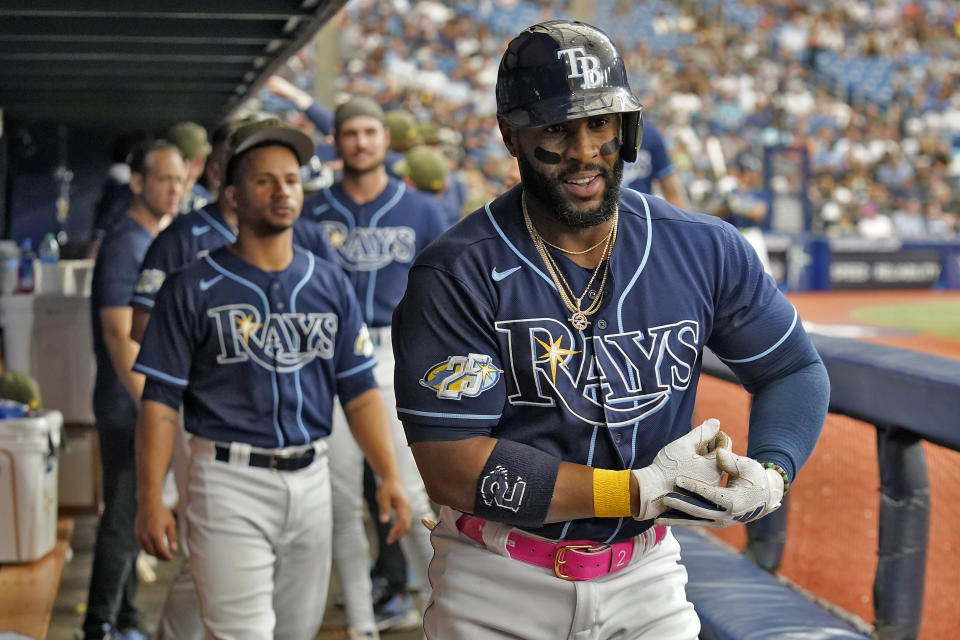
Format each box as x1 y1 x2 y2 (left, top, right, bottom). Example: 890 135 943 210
397 145 447 194
385 110 422 152
334 96 386 130
419 120 440 145
228 117 315 167
165 121 212 160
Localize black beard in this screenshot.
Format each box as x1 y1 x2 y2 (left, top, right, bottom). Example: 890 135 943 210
517 153 623 228
249 219 294 236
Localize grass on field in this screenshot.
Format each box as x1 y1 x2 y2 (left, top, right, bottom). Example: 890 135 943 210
849 300 960 339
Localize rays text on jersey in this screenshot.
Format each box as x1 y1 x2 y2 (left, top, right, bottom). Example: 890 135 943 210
207 303 338 372
319 221 416 271
495 317 700 427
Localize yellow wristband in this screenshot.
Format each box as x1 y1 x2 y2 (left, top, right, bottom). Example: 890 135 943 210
593 468 632 518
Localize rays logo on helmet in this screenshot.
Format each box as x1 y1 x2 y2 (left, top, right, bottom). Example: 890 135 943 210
135 268 166 294
420 353 502 400
557 47 604 89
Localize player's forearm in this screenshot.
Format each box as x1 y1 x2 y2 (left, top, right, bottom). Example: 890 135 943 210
547 461 643 522
105 333 146 401
411 437 638 524
342 388 402 483
101 307 146 401
135 400 179 507
748 357 830 480
130 306 151 344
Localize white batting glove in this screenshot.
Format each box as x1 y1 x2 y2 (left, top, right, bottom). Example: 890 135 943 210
632 418 732 521
656 448 785 528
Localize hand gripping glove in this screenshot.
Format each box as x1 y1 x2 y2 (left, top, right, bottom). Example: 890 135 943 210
656 448 785 528
631 418 732 521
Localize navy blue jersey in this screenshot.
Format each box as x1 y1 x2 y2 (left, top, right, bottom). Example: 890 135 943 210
393 186 814 543
436 174 468 228
90 214 155 429
385 149 406 179
624 120 673 195
91 180 131 239
131 202 335 310
302 177 447 327
134 246 377 448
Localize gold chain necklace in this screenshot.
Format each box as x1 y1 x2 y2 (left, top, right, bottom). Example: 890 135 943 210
522 193 618 331
540 234 608 255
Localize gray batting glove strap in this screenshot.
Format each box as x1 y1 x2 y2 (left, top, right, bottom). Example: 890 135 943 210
655 448 785 529
631 418 732 522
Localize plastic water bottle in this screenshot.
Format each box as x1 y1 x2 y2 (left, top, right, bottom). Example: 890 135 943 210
38 232 60 264
38 232 61 295
16 238 36 294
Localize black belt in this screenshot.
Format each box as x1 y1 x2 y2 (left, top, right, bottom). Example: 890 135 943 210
214 444 315 472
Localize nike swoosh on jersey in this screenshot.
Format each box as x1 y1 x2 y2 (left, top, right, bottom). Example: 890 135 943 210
191 225 211 236
491 266 521 282
198 275 224 291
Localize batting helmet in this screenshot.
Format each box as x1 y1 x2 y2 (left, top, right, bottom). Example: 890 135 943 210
496 20 643 162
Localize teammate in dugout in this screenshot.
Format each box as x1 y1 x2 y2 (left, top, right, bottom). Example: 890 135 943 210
128 115 338 640
391 20 830 639
133 120 411 639
302 96 448 632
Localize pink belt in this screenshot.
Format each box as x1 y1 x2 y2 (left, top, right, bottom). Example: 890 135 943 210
455 514 666 581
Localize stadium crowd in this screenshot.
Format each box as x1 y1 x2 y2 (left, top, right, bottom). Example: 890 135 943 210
263 0 960 239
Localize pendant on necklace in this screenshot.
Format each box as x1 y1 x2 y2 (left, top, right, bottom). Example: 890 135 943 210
569 311 590 331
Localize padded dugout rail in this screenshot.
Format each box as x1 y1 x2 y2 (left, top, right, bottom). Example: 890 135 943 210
674 527 872 640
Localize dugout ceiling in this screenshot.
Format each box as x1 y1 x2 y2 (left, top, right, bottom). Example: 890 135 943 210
0 0 348 130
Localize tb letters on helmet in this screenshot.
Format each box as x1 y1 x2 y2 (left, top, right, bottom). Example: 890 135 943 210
495 20 643 161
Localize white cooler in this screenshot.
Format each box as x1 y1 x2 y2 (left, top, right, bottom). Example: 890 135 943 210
0 409 63 562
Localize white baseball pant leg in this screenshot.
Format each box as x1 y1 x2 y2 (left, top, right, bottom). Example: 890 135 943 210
185 438 333 640
327 402 378 634
157 425 204 640
422 507 700 640
374 329 435 603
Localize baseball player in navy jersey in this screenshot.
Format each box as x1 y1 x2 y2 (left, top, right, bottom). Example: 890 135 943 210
133 120 411 639
391 20 830 639
302 96 447 632
128 117 336 640
84 139 184 640
623 119 690 208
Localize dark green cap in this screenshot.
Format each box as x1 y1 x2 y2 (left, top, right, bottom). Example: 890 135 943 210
166 121 212 160
385 110 421 151
334 96 386 130
397 145 447 193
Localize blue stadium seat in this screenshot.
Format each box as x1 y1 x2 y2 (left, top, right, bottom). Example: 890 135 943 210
674 527 873 640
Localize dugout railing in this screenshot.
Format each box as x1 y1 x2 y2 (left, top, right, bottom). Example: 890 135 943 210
694 334 960 640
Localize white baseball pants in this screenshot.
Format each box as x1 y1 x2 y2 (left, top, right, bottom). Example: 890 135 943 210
327 406 377 634
328 327 435 626
185 437 332 640
157 426 204 640
423 507 700 640
370 328 436 603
